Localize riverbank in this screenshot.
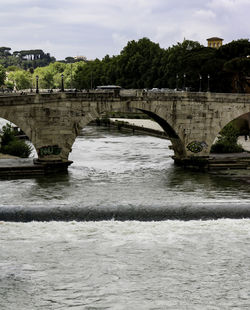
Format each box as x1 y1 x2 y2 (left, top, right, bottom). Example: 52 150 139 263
0 158 72 177
108 118 168 139
0 153 19 159
110 118 250 151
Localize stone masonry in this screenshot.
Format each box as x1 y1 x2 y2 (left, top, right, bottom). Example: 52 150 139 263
0 90 250 165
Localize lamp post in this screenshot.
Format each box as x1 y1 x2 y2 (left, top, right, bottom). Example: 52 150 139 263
176 74 179 90
90 70 93 89
183 73 186 91
207 74 210 92
36 75 39 94
199 74 202 92
61 74 64 92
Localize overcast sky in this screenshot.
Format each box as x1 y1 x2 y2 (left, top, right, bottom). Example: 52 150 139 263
0 0 249 60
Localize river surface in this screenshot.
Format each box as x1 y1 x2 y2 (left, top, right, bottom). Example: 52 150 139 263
1 125 250 309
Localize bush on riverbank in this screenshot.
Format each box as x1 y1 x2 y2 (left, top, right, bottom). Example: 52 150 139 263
0 123 32 158
211 123 244 153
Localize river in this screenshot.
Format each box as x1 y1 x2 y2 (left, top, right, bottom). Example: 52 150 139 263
1 125 250 309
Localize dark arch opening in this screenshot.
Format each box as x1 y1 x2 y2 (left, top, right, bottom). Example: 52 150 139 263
138 109 186 159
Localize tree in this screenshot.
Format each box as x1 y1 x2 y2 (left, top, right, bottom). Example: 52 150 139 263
8 70 32 90
115 37 164 88
216 39 250 61
211 123 243 153
0 47 11 57
65 57 75 63
0 123 32 158
34 66 55 89
223 57 250 92
0 64 6 86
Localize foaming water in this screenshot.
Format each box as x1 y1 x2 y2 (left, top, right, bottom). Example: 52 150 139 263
1 126 250 308
1 220 250 309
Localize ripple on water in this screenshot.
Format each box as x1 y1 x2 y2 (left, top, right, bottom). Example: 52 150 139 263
0 220 250 309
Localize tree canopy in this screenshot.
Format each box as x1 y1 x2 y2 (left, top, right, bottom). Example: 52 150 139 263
0 64 6 86
1 38 250 93
0 47 56 69
72 37 250 92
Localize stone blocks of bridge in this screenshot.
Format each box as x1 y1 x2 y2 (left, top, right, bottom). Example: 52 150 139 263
0 91 250 170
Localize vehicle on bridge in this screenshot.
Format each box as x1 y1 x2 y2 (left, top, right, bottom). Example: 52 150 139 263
96 85 122 90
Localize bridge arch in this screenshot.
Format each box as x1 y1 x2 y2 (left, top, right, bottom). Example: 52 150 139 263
209 112 250 153
208 110 250 154
65 104 186 161
137 109 186 159
0 113 33 142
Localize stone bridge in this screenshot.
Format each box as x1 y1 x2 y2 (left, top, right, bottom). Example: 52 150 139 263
0 90 250 168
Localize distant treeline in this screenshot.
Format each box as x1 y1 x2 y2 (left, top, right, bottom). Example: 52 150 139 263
0 37 250 93
0 47 56 69
72 38 250 93
0 47 85 70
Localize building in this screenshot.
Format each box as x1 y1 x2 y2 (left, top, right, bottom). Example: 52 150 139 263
207 37 223 48
74 56 87 61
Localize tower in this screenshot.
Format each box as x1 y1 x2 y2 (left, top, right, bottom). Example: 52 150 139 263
207 37 223 48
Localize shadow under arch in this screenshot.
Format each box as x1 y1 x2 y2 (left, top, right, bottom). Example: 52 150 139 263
138 109 186 159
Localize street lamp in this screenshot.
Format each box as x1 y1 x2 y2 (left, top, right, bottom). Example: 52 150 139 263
207 74 210 92
176 74 179 90
61 74 64 92
199 74 202 92
90 70 93 89
183 73 186 90
36 75 39 94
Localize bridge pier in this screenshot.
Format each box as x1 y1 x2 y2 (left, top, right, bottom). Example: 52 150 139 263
34 158 73 173
173 156 210 170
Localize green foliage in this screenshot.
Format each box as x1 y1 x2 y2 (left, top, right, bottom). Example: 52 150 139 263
7 70 32 90
216 39 250 61
210 141 243 153
7 65 20 72
0 64 6 86
73 37 165 89
72 37 250 92
0 47 55 69
219 123 240 143
34 66 55 89
1 123 15 145
0 47 11 57
223 57 250 92
231 118 249 135
33 61 79 89
211 123 244 153
1 140 32 158
4 80 14 90
0 123 32 158
2 38 249 92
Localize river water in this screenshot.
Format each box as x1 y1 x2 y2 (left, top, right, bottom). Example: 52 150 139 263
1 125 250 309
